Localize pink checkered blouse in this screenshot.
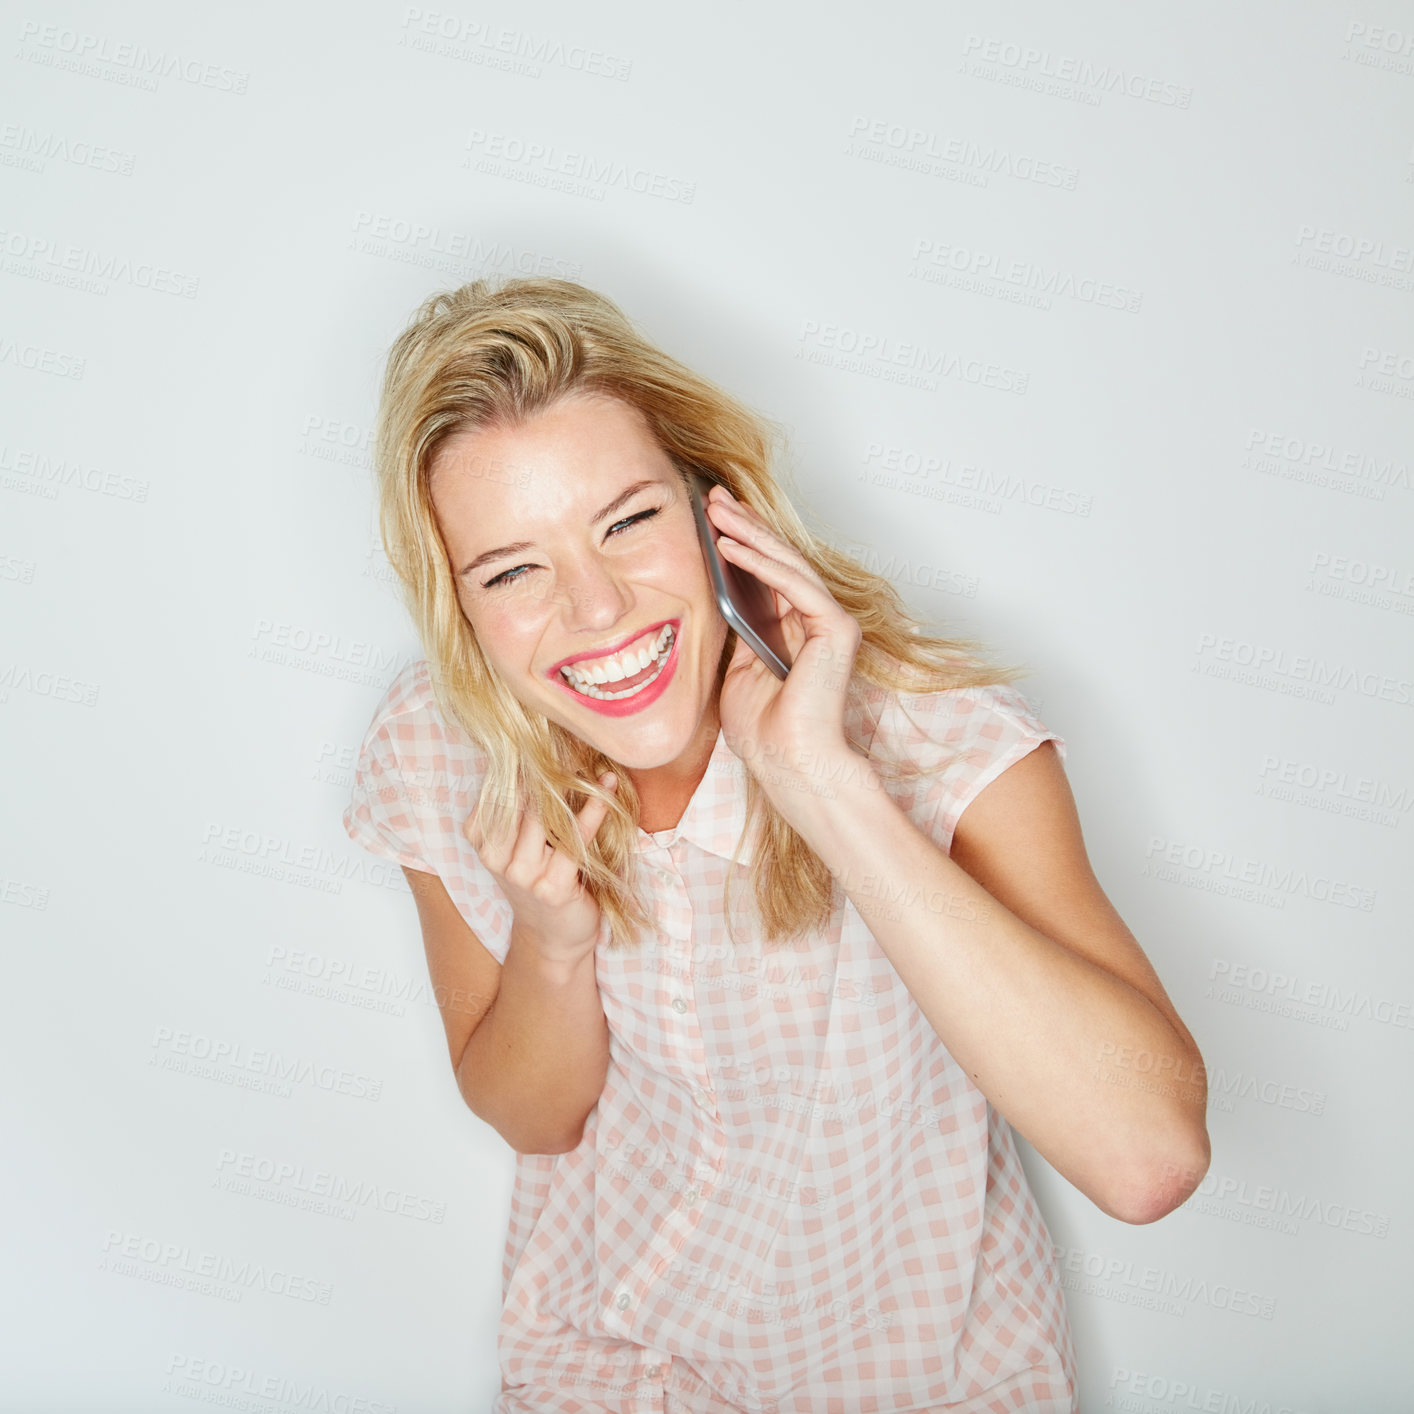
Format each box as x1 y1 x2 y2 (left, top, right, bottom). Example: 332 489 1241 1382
343 658 1078 1413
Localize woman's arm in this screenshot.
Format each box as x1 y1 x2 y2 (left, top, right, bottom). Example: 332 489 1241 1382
756 738 1211 1225
461 924 609 1155
701 487 1209 1221
403 866 609 1155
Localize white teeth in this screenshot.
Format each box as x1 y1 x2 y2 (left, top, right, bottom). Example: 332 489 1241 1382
561 625 675 699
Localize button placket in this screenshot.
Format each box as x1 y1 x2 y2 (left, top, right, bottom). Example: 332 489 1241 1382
671 841 720 1127
614 840 719 1333
657 848 699 1039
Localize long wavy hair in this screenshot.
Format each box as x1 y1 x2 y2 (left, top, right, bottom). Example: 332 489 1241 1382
372 276 1030 951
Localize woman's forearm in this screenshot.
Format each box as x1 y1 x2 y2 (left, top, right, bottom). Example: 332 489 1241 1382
755 746 1208 1223
458 924 611 1154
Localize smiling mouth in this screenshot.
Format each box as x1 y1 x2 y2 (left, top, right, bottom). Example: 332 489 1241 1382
557 623 677 700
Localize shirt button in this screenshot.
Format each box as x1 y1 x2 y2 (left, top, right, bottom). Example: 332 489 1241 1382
645 1365 662 1379
692 1088 714 1111
671 996 688 1013
615 1292 631 1310
683 1187 700 1205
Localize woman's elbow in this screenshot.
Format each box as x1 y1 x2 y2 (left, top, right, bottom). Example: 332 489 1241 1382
1110 1129 1212 1225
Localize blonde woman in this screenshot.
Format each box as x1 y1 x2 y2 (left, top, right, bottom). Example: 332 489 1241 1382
343 277 1210 1414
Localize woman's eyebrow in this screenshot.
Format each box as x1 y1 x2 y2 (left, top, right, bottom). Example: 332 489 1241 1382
456 478 663 578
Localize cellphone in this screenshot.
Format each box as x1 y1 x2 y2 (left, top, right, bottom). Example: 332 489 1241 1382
686 470 793 681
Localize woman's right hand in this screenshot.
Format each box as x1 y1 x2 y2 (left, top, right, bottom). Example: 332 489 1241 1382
463 772 619 965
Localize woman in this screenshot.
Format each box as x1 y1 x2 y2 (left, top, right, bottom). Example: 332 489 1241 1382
343 276 1210 1413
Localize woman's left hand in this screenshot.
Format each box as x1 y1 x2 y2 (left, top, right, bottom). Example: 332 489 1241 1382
706 484 862 784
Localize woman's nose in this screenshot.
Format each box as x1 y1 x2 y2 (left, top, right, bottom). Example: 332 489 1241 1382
545 561 632 624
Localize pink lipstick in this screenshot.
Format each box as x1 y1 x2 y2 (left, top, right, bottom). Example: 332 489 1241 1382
548 620 681 718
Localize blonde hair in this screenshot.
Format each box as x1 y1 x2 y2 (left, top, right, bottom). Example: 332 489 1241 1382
372 276 1030 951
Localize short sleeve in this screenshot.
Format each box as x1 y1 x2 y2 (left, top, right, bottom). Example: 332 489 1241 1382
343 716 436 874
341 661 516 964
875 680 1066 852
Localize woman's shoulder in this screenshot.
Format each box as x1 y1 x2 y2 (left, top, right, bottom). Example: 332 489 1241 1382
343 659 512 955
343 658 494 872
364 656 440 729
358 658 486 760
350 658 491 818
886 676 1057 754
861 670 1066 843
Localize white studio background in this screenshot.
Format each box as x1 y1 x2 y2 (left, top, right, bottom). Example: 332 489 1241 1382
2 2 1410 1409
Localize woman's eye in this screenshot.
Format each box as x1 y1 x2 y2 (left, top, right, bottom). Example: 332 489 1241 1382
482 507 661 590
610 507 660 537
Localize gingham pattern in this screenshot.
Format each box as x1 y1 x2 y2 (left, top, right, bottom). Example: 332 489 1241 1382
344 661 1078 1413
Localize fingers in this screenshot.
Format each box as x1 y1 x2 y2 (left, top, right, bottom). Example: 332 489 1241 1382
462 789 543 876
574 772 618 847
708 493 815 584
465 773 620 883
510 794 554 875
541 771 619 888
708 495 851 639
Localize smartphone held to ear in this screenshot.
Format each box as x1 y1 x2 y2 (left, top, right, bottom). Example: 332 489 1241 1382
686 470 793 681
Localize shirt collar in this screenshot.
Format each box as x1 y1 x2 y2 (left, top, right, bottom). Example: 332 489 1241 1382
632 725 760 866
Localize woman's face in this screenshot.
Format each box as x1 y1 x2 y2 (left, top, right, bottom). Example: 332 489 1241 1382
429 390 730 773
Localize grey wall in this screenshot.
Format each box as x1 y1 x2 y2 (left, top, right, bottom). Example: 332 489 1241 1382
3 2 1410 1408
